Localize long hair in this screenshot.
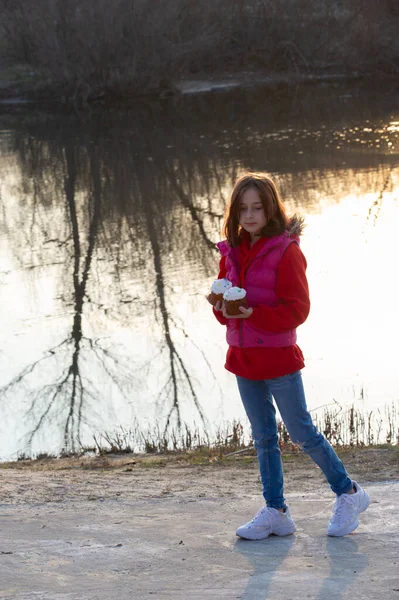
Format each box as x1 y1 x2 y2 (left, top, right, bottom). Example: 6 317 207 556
222 172 289 247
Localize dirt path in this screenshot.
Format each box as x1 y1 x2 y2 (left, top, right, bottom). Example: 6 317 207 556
1 447 398 599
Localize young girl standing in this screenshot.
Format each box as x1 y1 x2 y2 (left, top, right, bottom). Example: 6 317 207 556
207 172 369 539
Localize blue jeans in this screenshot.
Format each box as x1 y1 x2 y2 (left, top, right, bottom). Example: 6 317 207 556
236 371 353 509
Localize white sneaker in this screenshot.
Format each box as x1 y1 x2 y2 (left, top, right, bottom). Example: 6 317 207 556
328 481 370 537
236 506 296 540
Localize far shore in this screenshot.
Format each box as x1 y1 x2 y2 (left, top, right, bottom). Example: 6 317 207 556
0 64 391 108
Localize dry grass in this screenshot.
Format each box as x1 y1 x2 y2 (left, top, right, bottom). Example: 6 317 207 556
90 403 399 457
8 403 398 465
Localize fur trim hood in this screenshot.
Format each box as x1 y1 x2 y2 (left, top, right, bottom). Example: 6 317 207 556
286 214 306 237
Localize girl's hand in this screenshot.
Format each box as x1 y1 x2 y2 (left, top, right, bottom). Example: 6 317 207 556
206 295 223 311
222 304 253 319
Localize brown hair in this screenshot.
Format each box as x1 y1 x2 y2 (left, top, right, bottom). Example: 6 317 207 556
222 172 289 247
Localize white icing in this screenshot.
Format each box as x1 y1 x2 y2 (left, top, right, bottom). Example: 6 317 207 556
223 286 247 301
211 278 232 294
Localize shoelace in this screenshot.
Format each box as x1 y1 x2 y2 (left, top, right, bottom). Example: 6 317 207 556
250 507 273 527
331 494 356 523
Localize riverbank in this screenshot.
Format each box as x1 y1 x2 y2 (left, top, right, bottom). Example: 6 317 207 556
0 63 396 108
1 446 398 505
0 64 351 106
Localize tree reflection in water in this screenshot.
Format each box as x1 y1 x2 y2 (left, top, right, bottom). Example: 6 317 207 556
0 101 227 455
1 134 116 452
0 81 398 457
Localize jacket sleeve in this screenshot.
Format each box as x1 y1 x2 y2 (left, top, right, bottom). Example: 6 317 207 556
248 243 310 331
212 256 228 325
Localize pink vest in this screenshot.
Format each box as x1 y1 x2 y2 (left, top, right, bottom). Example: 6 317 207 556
217 233 299 348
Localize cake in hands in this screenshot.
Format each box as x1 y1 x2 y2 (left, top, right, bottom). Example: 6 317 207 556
209 278 232 306
223 286 248 316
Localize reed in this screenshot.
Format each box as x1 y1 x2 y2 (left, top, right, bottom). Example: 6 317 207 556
88 403 398 457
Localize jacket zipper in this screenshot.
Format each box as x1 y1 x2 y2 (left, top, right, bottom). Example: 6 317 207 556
230 246 272 348
243 247 273 276
238 248 273 348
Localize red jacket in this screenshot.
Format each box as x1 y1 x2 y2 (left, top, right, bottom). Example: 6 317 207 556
213 235 310 380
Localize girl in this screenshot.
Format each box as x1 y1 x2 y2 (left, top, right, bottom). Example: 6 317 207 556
207 172 369 539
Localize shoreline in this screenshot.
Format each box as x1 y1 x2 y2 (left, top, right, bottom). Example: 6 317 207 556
0 66 394 109
1 443 398 471
0 446 398 505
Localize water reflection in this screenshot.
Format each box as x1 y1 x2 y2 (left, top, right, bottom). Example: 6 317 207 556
0 81 398 459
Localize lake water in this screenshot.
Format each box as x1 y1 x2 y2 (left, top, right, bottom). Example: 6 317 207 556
0 80 398 461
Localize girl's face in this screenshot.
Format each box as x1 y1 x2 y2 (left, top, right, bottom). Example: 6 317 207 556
238 188 268 237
